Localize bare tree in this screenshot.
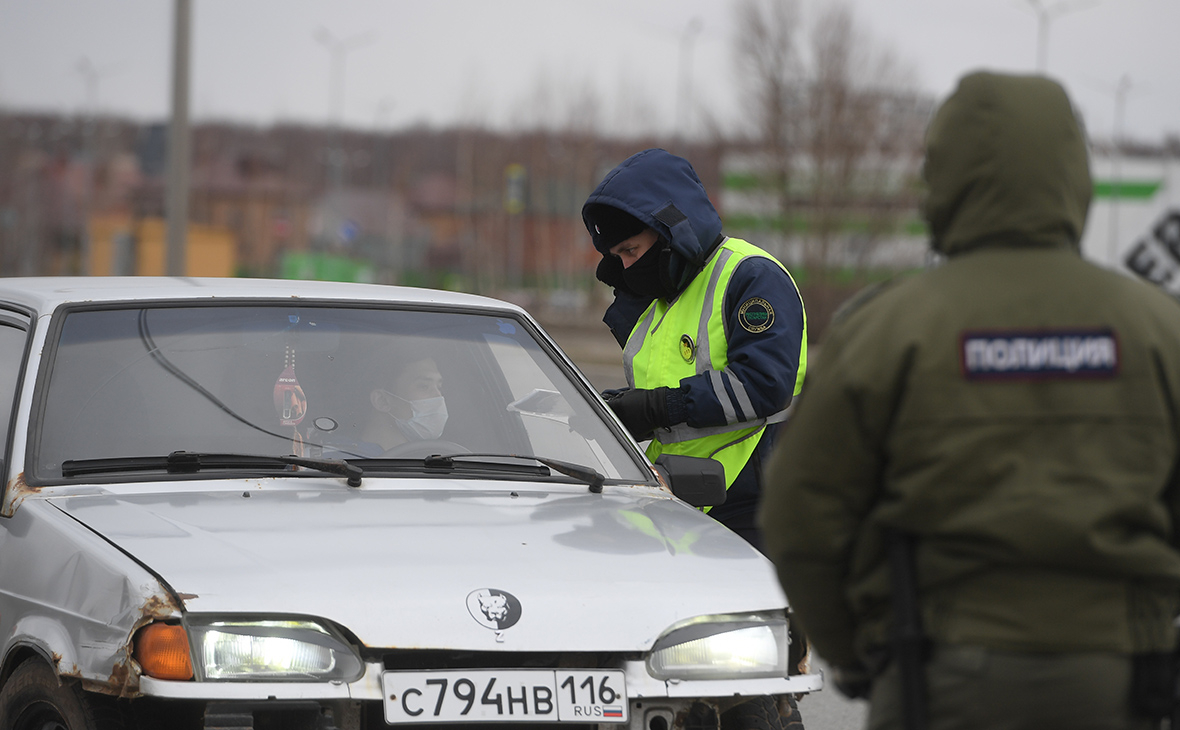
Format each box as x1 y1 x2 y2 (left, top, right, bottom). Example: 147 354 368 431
732 0 926 336
733 0 804 239
804 4 918 269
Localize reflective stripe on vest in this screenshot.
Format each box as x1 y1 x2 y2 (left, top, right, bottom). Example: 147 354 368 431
623 237 807 485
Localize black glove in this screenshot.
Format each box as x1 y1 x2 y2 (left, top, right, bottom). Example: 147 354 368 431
604 387 670 441
829 663 872 700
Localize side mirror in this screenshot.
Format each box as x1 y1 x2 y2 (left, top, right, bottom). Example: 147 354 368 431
654 454 726 508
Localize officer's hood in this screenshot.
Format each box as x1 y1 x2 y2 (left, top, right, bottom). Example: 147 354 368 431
582 149 724 268
922 71 1092 256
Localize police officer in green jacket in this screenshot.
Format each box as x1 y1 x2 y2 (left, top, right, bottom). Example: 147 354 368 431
760 71 1180 729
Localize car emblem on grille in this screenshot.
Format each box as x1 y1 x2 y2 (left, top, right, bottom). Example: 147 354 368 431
467 588 522 632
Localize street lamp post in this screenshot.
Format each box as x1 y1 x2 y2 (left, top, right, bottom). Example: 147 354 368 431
76 58 100 276
1107 74 1133 265
314 28 375 247
1026 0 1097 73
75 58 104 116
75 57 119 275
676 17 704 145
314 28 376 128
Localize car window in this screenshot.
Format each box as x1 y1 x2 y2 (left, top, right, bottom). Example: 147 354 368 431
32 305 647 483
484 332 621 472
0 321 29 463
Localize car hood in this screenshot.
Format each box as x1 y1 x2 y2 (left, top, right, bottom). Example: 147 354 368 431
50 479 786 652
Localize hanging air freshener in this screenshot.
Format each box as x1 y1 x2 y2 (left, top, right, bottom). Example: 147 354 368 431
273 345 307 427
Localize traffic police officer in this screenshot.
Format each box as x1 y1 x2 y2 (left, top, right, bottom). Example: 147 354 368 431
583 148 807 551
760 71 1180 729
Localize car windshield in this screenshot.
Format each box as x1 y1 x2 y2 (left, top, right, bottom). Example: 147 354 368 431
32 304 648 484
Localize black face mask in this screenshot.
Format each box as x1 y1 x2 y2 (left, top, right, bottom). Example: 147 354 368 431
622 241 678 300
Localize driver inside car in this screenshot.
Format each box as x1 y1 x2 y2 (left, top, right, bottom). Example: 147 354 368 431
317 343 453 459
361 353 447 452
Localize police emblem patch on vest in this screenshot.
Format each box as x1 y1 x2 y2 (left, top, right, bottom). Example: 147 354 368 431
738 298 775 333
960 328 1120 380
679 334 696 363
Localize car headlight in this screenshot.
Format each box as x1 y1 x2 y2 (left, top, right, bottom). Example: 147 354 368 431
647 613 789 680
186 618 363 682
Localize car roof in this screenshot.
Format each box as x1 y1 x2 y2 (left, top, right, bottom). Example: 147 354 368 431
0 277 524 315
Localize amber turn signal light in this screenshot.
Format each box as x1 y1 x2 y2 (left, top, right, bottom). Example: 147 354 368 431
134 622 194 680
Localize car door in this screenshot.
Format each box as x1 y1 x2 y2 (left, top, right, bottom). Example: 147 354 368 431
0 308 32 478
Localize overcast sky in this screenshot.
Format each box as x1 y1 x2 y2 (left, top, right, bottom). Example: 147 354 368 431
1 0 1176 144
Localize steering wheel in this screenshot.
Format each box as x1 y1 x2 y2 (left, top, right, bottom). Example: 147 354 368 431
381 439 471 458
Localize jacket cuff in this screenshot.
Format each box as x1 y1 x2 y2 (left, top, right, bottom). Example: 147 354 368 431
664 387 688 426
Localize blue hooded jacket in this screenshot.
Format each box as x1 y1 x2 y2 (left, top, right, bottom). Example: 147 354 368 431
583 149 724 264
583 149 807 539
583 149 726 343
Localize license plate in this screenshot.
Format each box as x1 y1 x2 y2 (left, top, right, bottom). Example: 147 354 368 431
382 669 628 724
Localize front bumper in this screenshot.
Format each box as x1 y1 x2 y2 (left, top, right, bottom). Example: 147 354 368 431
139 659 823 729
140 658 823 701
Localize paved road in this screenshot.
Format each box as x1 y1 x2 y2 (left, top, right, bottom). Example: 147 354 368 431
796 659 868 730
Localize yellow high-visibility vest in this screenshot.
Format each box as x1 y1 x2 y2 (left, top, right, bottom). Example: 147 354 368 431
624 237 807 490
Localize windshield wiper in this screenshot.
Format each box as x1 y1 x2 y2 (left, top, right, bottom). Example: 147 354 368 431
61 451 604 493
61 450 364 487
420 453 606 493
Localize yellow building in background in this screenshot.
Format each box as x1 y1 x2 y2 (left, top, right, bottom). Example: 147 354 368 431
89 215 236 277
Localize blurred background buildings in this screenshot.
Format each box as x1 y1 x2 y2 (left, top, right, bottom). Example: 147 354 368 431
1 0 1177 340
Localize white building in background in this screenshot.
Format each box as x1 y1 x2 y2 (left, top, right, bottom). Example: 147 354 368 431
720 147 1180 301
1083 150 1180 296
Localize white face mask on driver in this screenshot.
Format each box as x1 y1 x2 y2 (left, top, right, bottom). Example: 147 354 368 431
383 391 449 441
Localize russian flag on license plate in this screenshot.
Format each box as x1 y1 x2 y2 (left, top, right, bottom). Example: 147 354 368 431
604 707 623 718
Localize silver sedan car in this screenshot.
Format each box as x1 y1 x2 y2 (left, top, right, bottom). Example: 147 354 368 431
0 277 820 730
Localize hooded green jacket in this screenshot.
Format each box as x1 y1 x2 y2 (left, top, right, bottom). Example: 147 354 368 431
759 72 1180 669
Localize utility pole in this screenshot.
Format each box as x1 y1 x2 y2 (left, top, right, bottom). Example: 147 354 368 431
165 0 192 277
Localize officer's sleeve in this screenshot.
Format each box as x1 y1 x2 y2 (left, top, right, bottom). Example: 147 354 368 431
757 308 896 669
676 257 804 428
